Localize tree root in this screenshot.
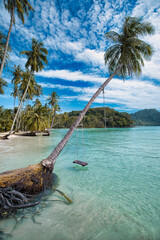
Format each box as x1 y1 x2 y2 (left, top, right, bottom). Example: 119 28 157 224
0 185 72 217
0 186 44 216
52 188 72 204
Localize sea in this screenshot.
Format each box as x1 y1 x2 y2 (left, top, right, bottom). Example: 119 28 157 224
0 126 160 240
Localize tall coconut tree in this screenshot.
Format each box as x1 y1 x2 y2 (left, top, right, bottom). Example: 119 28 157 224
42 16 155 170
0 17 155 197
47 91 60 134
5 38 48 138
11 65 22 107
0 77 7 95
0 0 33 77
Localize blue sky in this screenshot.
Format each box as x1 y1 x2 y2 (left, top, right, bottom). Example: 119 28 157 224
0 0 160 113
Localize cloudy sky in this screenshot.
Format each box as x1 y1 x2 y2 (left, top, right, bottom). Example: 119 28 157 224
0 0 160 113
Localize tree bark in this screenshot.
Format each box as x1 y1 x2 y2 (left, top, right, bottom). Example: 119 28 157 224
42 68 120 171
49 110 56 132
0 9 14 77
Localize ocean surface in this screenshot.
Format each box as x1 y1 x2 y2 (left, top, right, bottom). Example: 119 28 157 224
0 127 160 240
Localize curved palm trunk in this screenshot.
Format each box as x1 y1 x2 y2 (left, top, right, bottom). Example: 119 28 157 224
6 72 32 137
0 9 14 77
42 69 119 171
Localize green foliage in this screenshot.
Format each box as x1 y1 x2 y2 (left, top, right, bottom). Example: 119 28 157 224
0 106 14 132
20 38 48 72
55 107 134 128
23 101 48 132
20 70 42 100
3 0 33 24
131 109 160 126
0 77 7 94
104 16 155 78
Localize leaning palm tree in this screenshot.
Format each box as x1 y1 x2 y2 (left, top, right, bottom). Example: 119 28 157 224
47 91 60 134
5 38 48 138
0 0 33 77
0 17 155 198
0 77 7 94
42 16 155 170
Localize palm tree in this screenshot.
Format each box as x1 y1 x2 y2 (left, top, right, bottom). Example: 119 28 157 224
42 16 155 170
47 91 60 133
11 65 22 107
24 101 48 132
0 77 7 94
6 38 48 137
0 0 33 77
20 70 43 101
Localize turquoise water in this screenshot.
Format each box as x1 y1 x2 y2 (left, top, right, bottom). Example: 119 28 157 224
0 127 160 240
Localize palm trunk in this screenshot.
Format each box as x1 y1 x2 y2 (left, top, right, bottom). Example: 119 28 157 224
6 72 32 137
42 69 119 171
49 110 56 132
0 9 14 77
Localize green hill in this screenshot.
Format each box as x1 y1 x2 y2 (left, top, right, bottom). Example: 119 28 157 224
131 109 160 126
55 107 133 128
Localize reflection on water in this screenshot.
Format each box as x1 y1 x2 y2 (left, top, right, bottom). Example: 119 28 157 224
0 127 160 240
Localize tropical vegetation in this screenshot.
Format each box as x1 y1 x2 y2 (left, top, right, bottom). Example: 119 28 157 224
6 38 48 137
55 107 133 128
0 99 60 133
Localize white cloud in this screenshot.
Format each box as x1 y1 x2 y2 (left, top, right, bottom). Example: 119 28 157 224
36 70 106 83
75 49 105 67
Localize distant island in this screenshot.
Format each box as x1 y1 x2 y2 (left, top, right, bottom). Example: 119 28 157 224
55 108 160 128
54 107 133 128
131 109 160 126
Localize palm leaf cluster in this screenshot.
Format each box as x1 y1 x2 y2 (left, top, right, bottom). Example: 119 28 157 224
20 70 42 100
3 0 33 24
104 16 155 78
0 77 7 95
0 107 14 132
21 38 48 72
10 65 42 103
23 101 49 132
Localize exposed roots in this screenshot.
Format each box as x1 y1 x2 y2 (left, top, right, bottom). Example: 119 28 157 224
0 187 44 216
0 186 72 238
0 185 72 217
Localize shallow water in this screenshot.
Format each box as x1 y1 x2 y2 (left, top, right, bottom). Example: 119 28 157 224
0 127 160 240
